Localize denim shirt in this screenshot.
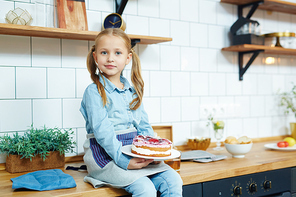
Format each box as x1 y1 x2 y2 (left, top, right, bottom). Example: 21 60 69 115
80 75 154 170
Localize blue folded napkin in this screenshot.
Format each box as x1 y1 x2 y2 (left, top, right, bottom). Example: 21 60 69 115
11 169 76 191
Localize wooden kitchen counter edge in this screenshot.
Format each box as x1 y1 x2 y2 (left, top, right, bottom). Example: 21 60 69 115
1 137 296 197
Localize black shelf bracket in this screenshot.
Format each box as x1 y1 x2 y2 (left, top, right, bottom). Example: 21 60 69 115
235 0 264 81
114 1 140 47
238 50 264 81
116 0 128 15
131 39 140 48
238 0 263 19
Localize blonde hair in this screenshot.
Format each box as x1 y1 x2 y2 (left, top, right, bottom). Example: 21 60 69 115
87 28 144 110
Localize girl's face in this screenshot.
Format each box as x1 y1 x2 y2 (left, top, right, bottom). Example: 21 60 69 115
93 35 132 81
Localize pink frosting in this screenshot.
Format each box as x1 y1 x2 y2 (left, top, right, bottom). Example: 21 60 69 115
132 135 172 148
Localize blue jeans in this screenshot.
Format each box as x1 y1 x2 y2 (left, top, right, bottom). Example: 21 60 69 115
124 169 183 197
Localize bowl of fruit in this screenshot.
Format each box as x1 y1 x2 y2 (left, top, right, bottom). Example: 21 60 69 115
224 136 253 158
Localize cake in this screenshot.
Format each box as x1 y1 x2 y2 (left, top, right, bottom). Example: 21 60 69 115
131 135 172 157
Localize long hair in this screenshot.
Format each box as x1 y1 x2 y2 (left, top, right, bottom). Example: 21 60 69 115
86 28 144 110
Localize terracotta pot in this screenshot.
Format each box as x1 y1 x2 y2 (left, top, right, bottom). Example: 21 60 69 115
290 122 296 139
5 151 65 173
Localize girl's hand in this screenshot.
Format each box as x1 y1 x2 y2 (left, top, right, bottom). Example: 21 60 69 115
127 158 153 169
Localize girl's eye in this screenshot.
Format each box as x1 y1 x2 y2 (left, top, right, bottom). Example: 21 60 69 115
116 51 122 55
101 51 107 55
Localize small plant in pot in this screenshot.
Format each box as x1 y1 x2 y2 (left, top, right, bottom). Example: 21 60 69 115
279 84 296 139
0 125 76 173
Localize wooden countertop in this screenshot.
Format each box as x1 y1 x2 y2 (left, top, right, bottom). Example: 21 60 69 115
1 140 296 196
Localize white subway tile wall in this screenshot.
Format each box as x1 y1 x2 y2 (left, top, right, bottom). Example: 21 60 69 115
190 73 209 96
63 99 85 128
181 97 200 121
0 1 14 24
0 0 295 162
190 23 208 48
0 35 31 66
141 71 150 97
16 67 47 98
161 97 181 122
47 68 76 98
76 127 87 155
32 37 61 67
61 39 89 68
0 67 15 99
139 44 160 70
86 10 102 31
33 99 62 128
0 100 32 132
149 18 170 38
172 122 191 145
143 97 161 123
126 15 149 35
150 71 170 96
138 0 159 18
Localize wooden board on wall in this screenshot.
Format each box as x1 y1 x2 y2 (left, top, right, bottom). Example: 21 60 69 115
57 0 88 31
152 126 173 142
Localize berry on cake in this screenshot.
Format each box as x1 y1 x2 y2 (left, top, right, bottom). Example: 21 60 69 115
131 135 172 157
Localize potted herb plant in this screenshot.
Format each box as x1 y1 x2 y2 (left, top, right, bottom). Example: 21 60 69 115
279 84 296 139
0 125 76 173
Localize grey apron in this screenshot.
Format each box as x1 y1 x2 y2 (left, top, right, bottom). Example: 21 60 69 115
83 128 171 188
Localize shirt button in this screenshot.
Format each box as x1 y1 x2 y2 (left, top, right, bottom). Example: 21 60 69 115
128 111 131 114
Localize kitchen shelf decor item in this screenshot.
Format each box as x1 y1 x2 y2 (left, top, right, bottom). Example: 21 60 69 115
5 7 33 26
263 32 296 47
220 0 296 80
57 0 88 31
0 0 170 48
0 125 76 173
230 17 264 46
208 115 225 151
103 13 126 31
212 121 225 151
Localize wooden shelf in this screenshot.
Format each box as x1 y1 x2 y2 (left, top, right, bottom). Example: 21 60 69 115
0 23 172 45
221 0 296 15
223 44 296 80
221 0 296 80
222 44 296 55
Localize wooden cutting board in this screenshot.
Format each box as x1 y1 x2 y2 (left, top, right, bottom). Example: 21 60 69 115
57 0 88 31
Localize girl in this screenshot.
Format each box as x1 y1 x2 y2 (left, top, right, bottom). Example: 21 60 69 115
80 28 183 197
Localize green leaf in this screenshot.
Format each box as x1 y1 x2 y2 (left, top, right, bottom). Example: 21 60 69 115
278 84 296 119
